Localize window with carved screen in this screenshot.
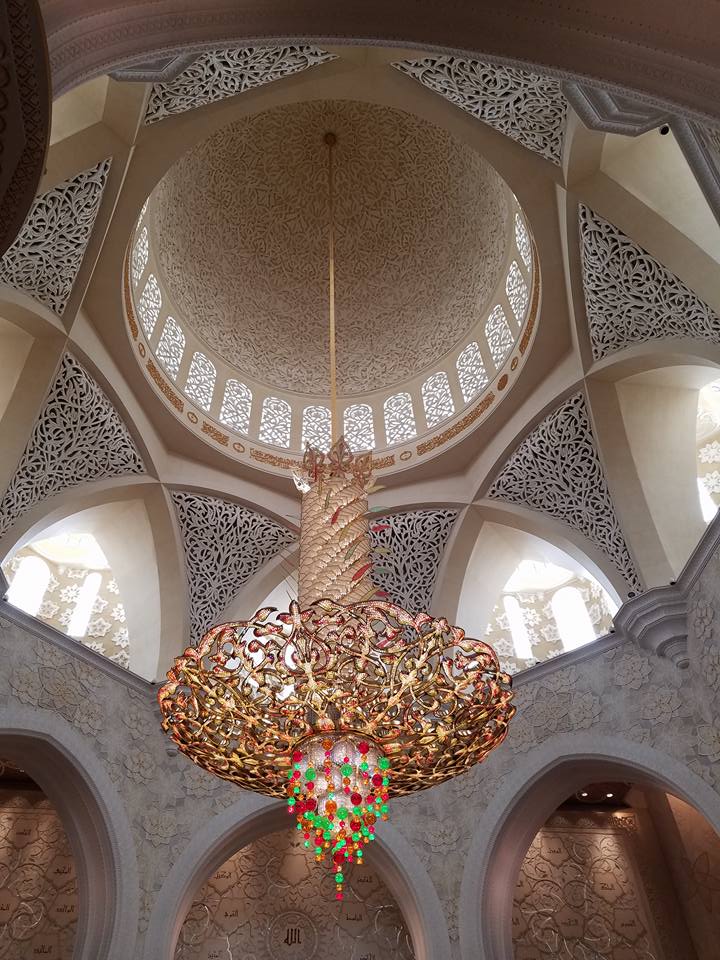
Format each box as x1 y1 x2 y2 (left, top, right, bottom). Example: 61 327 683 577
137 274 162 336
515 213 532 271
485 305 515 368
219 380 252 435
506 260 529 320
185 352 216 411
259 397 292 448
421 372 455 428
344 404 375 452
456 341 489 403
155 317 185 380
383 392 416 446
131 226 149 287
302 405 331 452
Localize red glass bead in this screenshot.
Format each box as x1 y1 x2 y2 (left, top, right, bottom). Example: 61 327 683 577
292 750 303 763
372 773 383 787
350 792 362 806
358 741 370 754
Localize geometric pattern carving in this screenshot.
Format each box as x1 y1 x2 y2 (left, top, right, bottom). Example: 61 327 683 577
301 405 331 453
488 392 642 592
131 226 149 287
171 491 296 644
369 509 458 613
456 341 489 403
0 353 145 539
155 317 185 380
579 204 720 361
259 397 292 448
515 214 532 270
144 45 335 124
394 56 567 164
184 352 216 412
505 260 529 321
136 274 162 337
0 160 111 315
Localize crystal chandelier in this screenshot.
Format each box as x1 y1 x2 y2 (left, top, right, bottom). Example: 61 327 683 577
158 133 516 900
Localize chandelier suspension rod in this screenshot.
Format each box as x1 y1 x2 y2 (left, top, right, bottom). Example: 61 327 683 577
325 131 338 442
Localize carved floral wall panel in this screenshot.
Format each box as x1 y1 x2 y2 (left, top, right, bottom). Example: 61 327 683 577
0 789 77 958
579 205 720 361
0 160 110 315
173 829 414 960
171 492 296 644
488 392 642 593
393 57 567 164
0 354 145 540
144 46 335 123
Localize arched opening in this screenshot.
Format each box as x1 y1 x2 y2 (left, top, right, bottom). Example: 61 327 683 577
513 780 720 958
460 736 720 960
173 825 415 959
0 757 79 956
457 522 618 674
2 497 165 679
144 802 449 960
0 711 138 960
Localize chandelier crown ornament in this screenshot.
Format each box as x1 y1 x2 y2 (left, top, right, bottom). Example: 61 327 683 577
158 132 516 900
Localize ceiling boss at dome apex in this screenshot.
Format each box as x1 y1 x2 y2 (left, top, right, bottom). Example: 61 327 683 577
150 99 511 396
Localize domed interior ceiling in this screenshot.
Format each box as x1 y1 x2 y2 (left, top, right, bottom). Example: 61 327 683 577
152 99 510 395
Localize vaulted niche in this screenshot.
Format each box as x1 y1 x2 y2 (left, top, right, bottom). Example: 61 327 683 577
514 782 720 958
173 827 414 959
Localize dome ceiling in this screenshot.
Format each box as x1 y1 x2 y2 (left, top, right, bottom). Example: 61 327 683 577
151 99 510 395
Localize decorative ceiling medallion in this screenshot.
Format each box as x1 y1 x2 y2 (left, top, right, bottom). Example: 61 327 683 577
151 99 509 394
394 56 567 164
579 204 720 360
143 46 335 124
0 353 145 539
0 159 111 315
488 392 642 592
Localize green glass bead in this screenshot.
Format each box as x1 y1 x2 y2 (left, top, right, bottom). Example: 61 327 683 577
341 763 353 777
305 768 316 781
378 757 390 770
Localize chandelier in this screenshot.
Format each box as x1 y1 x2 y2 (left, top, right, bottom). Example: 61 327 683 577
158 133 515 900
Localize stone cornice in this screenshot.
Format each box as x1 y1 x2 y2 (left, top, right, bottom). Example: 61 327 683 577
613 508 720 667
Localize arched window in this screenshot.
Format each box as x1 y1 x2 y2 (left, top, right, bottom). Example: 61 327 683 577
383 392 416 446
456 342 489 404
131 226 149 287
485 305 514 368
136 274 162 336
551 586 596 652
301 406 331 453
185 352 216 411
421 372 455 428
155 316 185 380
219 380 252 435
514 213 532 271
506 260 529 321
344 404 375 452
6 556 51 616
502 595 533 661
67 572 102 638
259 397 292 448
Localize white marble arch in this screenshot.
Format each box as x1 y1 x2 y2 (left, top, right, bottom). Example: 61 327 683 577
0 704 140 960
458 732 720 960
143 798 451 960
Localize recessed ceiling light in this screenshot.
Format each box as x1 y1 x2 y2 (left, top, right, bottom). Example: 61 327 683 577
606 792 614 799
580 791 588 798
